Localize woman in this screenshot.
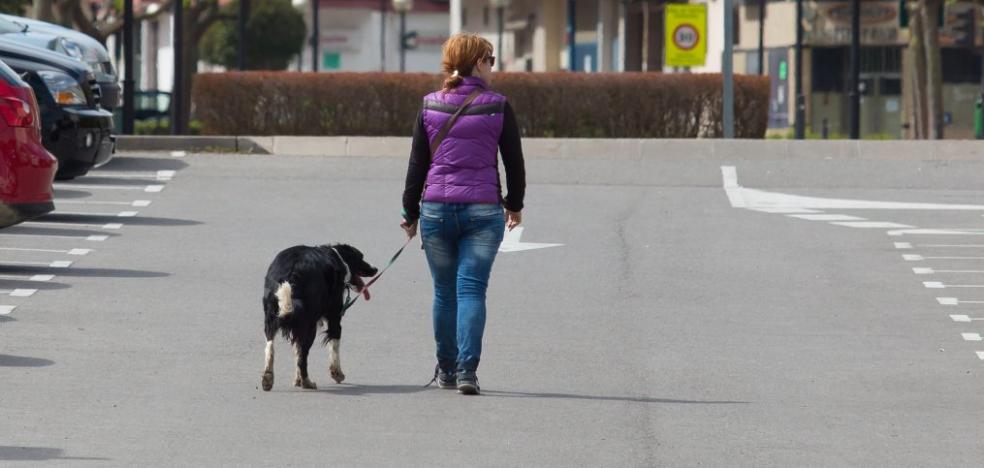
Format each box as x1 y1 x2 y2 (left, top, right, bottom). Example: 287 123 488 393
400 33 526 396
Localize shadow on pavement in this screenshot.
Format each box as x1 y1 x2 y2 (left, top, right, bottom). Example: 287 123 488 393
481 390 748 405
311 384 430 396
52 189 92 199
0 315 15 323
0 279 71 291
0 354 54 367
98 157 188 172
0 265 168 279
61 176 160 187
0 446 108 461
39 213 202 227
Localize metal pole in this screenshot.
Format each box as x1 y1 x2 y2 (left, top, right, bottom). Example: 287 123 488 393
311 0 319 71
399 11 406 72
380 0 387 72
122 0 134 135
848 0 861 139
723 0 735 138
757 0 765 75
239 0 249 70
794 0 805 139
172 0 184 135
497 6 504 71
568 0 576 71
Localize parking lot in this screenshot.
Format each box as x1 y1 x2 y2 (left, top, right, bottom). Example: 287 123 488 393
2 150 984 466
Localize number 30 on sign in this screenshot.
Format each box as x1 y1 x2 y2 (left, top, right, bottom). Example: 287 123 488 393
665 4 707 67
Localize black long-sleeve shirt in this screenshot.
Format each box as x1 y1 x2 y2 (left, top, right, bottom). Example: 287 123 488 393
402 101 526 222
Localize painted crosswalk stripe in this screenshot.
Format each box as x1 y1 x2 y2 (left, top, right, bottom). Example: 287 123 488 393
894 242 913 249
962 333 982 341
949 315 984 322
23 221 123 230
903 254 984 261
924 282 984 289
749 207 822 214
0 289 37 297
0 305 15 315
923 244 984 248
888 229 984 236
51 211 139 218
170 151 186 158
831 221 914 229
144 185 164 193
92 170 175 181
0 247 89 255
937 297 984 305
54 184 159 191
0 260 72 268
977 351 984 360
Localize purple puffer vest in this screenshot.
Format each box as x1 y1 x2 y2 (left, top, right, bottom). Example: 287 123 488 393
421 76 506 205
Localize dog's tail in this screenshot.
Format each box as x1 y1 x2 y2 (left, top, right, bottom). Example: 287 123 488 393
275 281 293 317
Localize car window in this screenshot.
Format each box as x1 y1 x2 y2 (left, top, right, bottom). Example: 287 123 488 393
0 58 25 86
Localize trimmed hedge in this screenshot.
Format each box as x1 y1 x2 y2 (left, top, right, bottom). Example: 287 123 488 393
193 72 769 138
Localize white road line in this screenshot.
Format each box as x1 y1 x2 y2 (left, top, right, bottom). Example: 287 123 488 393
49 211 138 218
55 200 152 207
720 166 746 208
0 274 54 282
888 229 984 236
0 260 72 268
22 221 123 230
54 184 161 191
0 305 15 315
913 267 984 275
749 207 822 214
962 333 982 341
950 315 984 322
925 282 984 289
937 297 984 306
0 247 89 255
830 221 914 229
7 289 36 297
894 242 913 249
903 254 984 261
788 214 867 221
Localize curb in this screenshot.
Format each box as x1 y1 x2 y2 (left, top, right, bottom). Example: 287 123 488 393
116 136 984 160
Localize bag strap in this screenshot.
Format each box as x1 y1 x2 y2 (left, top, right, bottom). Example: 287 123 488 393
429 89 484 158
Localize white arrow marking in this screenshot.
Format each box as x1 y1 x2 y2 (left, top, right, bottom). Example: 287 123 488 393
498 227 563 253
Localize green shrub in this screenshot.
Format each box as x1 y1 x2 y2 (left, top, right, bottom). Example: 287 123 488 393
193 72 770 138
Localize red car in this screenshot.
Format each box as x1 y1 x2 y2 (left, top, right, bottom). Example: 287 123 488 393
0 58 56 228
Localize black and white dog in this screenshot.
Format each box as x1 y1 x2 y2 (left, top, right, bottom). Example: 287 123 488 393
261 244 377 391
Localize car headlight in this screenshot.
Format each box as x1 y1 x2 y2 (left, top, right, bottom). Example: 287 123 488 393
37 70 86 105
59 38 84 60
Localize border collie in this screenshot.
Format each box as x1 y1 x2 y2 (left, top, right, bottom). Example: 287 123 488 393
261 244 377 391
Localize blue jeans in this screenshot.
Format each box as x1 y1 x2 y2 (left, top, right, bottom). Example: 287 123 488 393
419 202 505 374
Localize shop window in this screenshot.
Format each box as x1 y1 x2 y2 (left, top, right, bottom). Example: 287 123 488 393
942 49 982 84
880 78 902 95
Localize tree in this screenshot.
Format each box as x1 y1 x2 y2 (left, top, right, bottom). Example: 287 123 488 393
903 0 944 139
0 0 29 15
200 0 305 71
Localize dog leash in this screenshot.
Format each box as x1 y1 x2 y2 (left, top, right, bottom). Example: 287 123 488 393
341 236 413 313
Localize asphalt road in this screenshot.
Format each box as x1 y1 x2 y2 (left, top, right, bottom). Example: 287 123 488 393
2 149 984 467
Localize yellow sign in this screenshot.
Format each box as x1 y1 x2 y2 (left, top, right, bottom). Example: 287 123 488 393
665 4 707 67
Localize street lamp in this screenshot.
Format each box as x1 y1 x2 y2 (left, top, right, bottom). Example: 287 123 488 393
490 0 510 71
393 0 413 72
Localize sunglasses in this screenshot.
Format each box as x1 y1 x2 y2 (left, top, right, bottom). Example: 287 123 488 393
484 56 496 67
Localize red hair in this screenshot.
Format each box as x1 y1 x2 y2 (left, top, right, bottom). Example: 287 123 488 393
440 33 493 91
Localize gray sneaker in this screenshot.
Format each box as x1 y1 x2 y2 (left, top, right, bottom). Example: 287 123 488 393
437 368 456 389
456 371 480 395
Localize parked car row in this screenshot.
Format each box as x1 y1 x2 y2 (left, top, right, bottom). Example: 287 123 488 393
0 14 119 229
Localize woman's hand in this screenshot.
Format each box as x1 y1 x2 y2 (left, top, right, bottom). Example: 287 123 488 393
505 209 522 231
400 219 418 238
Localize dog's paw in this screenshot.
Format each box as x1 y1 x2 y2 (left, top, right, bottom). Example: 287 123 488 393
330 367 345 383
261 372 274 391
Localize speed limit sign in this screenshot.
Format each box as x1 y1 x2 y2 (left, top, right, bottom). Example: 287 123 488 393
672 24 700 51
665 4 707 67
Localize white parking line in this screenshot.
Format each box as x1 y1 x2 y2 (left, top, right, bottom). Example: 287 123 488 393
0 289 37 297
937 297 984 306
0 247 90 255
54 184 164 192
0 260 73 268
788 214 867 221
0 305 14 315
903 254 984 261
950 315 984 322
55 200 152 207
0 274 54 282
913 267 984 275
831 221 914 229
23 221 123 230
924 282 984 289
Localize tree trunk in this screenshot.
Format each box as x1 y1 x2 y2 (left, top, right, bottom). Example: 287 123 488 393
920 0 944 139
907 8 928 139
32 0 54 21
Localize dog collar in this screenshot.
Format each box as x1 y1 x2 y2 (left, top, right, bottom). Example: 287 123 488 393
330 248 353 285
